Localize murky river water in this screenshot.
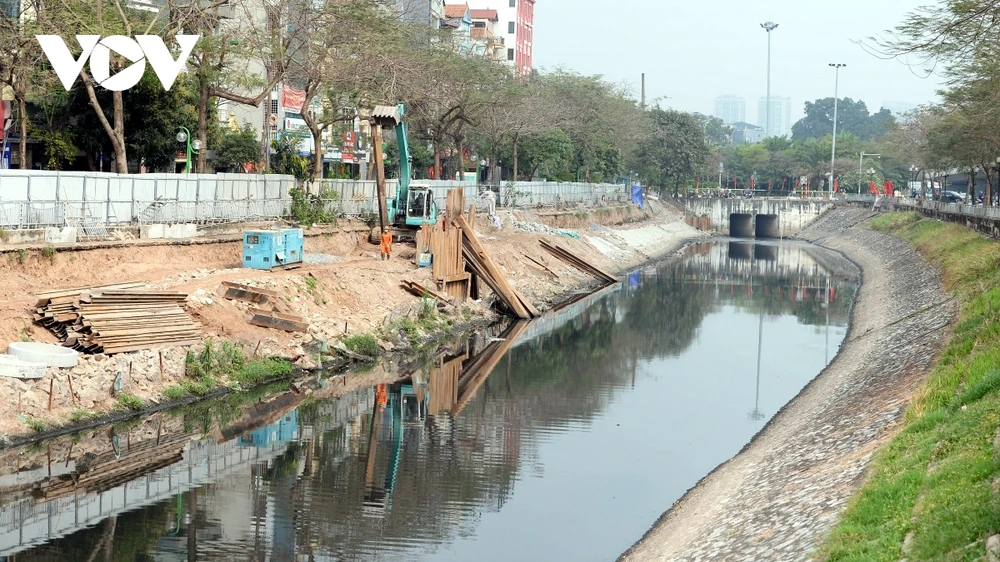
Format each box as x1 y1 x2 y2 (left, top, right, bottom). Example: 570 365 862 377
0 241 858 562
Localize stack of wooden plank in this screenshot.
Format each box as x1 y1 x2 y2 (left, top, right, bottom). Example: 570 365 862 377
33 283 201 354
415 189 473 303
216 281 309 333
455 215 539 320
540 240 617 284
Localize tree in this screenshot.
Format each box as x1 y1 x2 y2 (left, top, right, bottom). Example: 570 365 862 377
633 107 708 195
792 97 895 141
0 0 43 168
215 125 260 172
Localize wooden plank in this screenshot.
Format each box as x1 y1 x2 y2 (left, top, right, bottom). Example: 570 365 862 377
247 310 309 333
540 240 617 284
401 281 452 306
455 215 532 319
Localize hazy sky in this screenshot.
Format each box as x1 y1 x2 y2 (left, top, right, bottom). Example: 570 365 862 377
534 0 943 124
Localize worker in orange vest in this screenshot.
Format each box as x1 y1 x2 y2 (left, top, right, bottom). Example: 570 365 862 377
380 227 392 260
376 384 388 412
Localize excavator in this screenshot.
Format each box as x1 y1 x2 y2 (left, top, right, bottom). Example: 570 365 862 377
368 104 438 243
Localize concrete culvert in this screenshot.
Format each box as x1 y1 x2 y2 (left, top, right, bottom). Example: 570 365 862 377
755 214 780 239
729 213 754 238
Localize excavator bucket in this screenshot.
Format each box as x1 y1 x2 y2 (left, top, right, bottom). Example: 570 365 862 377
371 105 401 127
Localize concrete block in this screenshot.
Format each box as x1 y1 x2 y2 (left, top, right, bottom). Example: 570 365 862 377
44 227 77 244
163 224 197 239
140 224 165 239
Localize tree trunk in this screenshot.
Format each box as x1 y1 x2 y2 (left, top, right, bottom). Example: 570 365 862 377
311 126 323 180
81 72 128 174
920 170 926 202
433 140 441 180
985 165 993 207
968 168 974 203
196 72 209 173
512 133 519 181
16 92 27 169
261 91 271 169
457 136 465 181
112 91 127 173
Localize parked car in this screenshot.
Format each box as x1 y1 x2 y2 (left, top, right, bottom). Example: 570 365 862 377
940 191 967 203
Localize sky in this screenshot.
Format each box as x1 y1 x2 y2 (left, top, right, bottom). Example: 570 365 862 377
533 0 944 126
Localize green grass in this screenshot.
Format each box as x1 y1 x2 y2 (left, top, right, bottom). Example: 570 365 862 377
162 386 187 401
182 338 295 393
342 333 380 357
115 393 145 411
68 408 96 423
820 213 1000 561
22 416 46 432
40 246 56 264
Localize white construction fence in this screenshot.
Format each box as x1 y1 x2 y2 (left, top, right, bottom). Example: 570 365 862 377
0 170 628 234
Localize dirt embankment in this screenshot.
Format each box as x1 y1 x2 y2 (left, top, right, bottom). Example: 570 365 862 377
0 201 703 441
620 205 957 562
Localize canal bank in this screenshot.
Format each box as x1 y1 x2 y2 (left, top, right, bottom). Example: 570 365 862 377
0 200 706 444
621 205 957 561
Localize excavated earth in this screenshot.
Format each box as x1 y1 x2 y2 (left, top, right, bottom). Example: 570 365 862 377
0 201 704 441
621 205 957 561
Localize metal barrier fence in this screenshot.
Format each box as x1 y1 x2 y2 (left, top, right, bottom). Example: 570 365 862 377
897 197 1000 219
0 170 628 233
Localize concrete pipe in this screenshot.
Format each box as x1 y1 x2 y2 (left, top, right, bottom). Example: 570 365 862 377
755 214 780 239
7 342 79 368
0 355 47 379
729 213 755 238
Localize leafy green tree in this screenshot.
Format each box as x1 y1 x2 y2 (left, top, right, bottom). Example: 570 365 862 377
792 98 895 141
633 107 709 195
215 125 261 172
269 136 310 182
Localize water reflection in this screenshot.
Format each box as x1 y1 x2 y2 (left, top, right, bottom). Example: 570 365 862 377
1 242 858 562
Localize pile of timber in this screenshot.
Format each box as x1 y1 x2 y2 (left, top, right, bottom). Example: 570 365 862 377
216 281 309 333
539 240 618 284
34 284 200 354
455 215 539 320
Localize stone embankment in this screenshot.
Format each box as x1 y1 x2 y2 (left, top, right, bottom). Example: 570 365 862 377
621 205 957 561
0 201 705 443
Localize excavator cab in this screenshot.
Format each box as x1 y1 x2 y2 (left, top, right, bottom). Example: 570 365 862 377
405 184 437 226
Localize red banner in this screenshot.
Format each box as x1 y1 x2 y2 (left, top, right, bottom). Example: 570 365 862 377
833 180 839 193
281 85 306 113
869 181 878 195
883 180 894 196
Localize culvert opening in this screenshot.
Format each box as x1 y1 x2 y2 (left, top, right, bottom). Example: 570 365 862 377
730 213 754 238
755 214 780 239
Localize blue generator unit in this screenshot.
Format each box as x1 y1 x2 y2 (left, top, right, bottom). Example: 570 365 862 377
243 228 304 270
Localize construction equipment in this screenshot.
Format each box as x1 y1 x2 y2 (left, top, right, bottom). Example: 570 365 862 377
369 103 438 242
242 228 304 270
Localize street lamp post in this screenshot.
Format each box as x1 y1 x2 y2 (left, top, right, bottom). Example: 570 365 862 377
859 153 880 194
176 127 201 174
761 22 779 139
828 64 846 194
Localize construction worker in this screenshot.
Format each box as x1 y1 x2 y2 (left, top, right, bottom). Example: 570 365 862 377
380 227 392 260
376 384 388 412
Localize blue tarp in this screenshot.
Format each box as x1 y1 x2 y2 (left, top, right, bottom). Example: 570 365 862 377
628 271 642 288
631 185 645 209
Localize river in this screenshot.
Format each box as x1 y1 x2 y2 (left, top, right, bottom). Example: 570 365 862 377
0 240 859 562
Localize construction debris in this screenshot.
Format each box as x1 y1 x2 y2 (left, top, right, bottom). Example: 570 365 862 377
455 215 539 320
416 189 472 303
216 281 309 333
400 281 452 306
33 286 200 355
540 240 617 284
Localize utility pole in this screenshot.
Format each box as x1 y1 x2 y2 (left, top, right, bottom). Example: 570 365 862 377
760 22 778 138
829 64 846 193
641 73 646 110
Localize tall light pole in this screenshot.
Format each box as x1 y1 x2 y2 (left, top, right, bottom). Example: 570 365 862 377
829 64 846 194
761 22 779 139
859 153 881 194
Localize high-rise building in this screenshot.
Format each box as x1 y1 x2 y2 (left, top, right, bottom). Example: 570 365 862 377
468 0 535 75
713 95 746 126
757 96 792 138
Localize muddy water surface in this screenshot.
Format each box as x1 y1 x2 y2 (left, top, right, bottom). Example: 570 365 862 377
0 241 858 562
